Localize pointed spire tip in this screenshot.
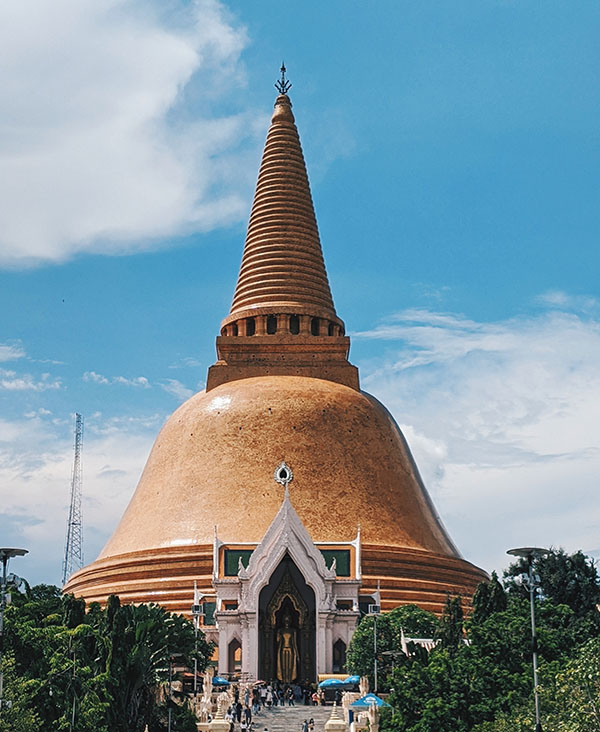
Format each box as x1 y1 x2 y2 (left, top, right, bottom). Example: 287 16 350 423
275 62 292 95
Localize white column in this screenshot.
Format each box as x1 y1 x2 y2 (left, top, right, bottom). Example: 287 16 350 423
244 613 259 679
325 617 333 673
240 615 250 677
317 615 327 675
217 622 228 675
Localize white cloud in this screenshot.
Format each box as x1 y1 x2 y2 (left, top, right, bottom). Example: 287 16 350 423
0 369 61 391
357 307 600 575
0 343 26 362
0 0 259 267
83 371 149 387
169 356 203 369
160 378 194 401
24 408 52 418
0 412 158 585
535 290 599 312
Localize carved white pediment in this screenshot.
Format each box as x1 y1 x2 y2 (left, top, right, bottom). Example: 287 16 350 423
239 487 335 612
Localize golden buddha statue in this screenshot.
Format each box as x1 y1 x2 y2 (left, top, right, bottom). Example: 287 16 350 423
276 614 298 683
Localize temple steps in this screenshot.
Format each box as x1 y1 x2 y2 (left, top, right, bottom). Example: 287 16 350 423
248 703 332 732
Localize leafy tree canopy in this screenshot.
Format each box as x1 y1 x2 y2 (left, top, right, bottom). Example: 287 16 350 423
2 585 214 732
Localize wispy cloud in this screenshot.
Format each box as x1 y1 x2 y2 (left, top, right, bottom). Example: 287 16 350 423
0 0 260 267
358 305 600 573
0 369 61 391
0 343 26 362
82 371 194 400
83 371 149 388
160 379 194 402
24 408 52 418
535 290 599 312
168 356 203 369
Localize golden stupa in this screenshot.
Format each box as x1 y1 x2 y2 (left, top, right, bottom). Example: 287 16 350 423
66 79 486 648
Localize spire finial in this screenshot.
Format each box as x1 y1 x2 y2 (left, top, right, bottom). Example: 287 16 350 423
275 62 292 94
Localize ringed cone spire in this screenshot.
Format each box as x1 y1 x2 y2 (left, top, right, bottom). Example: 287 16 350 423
223 86 339 329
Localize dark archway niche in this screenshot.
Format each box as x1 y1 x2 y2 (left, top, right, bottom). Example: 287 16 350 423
332 638 346 673
228 637 242 674
258 553 316 683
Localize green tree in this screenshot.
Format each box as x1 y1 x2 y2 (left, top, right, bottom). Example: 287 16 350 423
472 572 507 624
346 604 437 684
505 548 600 620
0 653 41 732
435 595 464 653
3 585 213 732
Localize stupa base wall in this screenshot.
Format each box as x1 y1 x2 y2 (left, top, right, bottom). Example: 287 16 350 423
64 543 487 617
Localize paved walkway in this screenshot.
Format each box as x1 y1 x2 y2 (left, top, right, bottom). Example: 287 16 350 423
248 703 332 732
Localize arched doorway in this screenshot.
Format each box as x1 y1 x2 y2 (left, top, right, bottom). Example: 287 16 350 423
228 638 242 675
258 554 316 683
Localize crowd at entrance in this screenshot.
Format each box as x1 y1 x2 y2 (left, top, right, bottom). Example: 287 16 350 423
221 680 332 732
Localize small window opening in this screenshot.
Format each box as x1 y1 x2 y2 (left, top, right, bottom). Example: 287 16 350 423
311 318 320 336
267 315 278 334
289 315 300 335
246 318 255 336
232 323 238 336
328 322 335 336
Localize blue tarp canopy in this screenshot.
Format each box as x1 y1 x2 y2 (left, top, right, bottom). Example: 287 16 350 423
351 693 390 708
318 678 346 688
212 676 230 686
343 675 361 685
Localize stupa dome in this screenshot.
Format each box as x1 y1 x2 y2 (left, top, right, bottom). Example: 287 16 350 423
100 375 457 558
68 375 485 615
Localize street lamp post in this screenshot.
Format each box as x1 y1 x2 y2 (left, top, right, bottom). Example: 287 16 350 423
191 585 204 703
368 602 381 694
507 546 548 732
0 547 28 714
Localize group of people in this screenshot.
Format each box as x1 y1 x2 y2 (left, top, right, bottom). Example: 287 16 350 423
221 680 326 732
254 680 326 708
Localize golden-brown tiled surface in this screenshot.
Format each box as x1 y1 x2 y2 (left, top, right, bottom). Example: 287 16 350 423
225 94 338 327
65 375 487 611
92 376 464 557
65 542 486 616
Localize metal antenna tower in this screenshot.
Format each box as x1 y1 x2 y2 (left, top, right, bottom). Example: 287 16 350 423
62 413 84 586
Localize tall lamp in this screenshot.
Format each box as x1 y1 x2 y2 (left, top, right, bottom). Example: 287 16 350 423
191 591 205 701
507 546 548 732
0 547 28 713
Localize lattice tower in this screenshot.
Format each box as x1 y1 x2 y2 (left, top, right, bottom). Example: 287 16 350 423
62 413 84 586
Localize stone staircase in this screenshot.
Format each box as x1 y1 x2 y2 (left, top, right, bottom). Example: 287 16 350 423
248 704 333 732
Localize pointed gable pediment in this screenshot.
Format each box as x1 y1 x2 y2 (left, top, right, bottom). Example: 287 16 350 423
238 488 335 612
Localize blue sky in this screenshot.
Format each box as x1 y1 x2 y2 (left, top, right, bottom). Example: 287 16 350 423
1 0 599 586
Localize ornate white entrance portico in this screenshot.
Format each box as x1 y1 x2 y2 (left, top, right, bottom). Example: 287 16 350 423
213 464 360 680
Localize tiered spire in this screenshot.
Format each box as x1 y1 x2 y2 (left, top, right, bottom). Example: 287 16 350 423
222 85 340 331
207 72 358 392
